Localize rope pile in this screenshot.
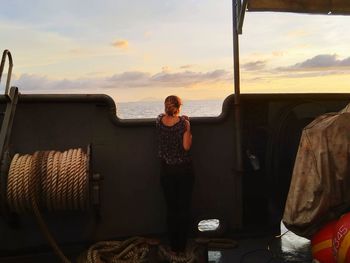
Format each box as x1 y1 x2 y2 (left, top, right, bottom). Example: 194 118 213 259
7 148 89 213
78 237 150 263
158 244 198 263
78 238 201 263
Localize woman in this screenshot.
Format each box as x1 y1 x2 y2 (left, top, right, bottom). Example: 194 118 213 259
156 95 194 253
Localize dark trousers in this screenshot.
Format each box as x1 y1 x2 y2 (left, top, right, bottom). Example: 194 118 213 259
160 161 194 252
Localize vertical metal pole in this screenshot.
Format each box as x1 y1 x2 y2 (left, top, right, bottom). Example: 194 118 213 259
0 87 19 217
238 0 248 34
0 50 13 96
232 0 243 229
233 1 241 103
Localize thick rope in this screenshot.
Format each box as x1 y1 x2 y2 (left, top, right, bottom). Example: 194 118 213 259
5 148 201 263
78 237 150 263
29 152 71 263
78 238 204 263
7 148 89 213
6 148 90 263
158 244 198 263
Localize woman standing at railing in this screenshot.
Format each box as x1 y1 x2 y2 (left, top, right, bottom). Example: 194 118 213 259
156 95 194 254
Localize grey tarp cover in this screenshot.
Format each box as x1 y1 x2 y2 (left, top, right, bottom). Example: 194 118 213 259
247 0 350 15
283 103 350 238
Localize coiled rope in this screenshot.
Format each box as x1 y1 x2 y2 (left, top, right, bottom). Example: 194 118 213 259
77 239 200 263
4 149 201 263
6 148 89 263
7 148 89 213
78 237 150 263
158 244 198 263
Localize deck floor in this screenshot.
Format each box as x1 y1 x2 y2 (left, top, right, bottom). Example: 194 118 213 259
209 233 312 263
0 231 312 263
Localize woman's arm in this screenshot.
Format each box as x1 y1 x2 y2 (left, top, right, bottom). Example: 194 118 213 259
183 119 192 151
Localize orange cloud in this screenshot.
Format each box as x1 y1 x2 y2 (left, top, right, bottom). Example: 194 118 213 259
180 64 195 69
162 66 171 72
272 51 285 57
112 40 129 49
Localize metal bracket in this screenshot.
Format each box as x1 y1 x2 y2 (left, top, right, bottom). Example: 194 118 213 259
91 173 103 221
86 144 103 220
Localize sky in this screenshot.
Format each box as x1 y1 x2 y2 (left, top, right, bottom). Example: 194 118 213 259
1 0 350 103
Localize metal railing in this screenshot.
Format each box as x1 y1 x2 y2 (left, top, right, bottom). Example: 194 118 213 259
0 49 13 96
0 50 19 219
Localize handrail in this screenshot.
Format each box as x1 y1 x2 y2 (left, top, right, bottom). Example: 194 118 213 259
0 49 13 96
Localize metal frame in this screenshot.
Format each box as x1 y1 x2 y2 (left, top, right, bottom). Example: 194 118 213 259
0 50 19 217
0 86 19 218
232 0 246 228
232 0 248 98
0 87 19 164
0 50 17 164
0 50 14 96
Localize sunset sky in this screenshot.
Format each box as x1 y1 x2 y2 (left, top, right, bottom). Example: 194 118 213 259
1 0 350 103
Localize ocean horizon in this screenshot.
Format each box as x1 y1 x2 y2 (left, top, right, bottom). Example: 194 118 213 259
116 99 224 119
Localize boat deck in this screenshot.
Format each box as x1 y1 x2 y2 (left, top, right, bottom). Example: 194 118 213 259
0 230 312 263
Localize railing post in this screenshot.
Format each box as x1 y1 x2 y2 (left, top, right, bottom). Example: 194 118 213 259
232 0 243 229
0 50 14 96
0 50 18 218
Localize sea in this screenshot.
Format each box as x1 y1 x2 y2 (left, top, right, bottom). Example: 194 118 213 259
116 99 224 119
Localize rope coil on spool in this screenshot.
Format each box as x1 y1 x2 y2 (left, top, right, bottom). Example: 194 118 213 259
5 147 90 263
6 148 89 213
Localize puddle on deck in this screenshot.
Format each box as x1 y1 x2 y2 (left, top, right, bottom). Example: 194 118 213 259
277 222 312 262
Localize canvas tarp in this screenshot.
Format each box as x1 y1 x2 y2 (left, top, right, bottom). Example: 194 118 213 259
283 103 350 238
247 0 350 15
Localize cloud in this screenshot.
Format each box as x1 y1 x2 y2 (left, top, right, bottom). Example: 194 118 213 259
272 51 285 57
279 54 350 71
106 69 231 88
107 72 151 88
180 64 195 69
13 69 232 93
150 70 230 87
161 66 171 72
242 60 267 71
262 54 350 79
13 73 107 92
112 40 129 49
277 71 343 79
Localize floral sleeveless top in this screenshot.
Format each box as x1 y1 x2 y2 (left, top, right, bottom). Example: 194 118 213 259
156 114 191 165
